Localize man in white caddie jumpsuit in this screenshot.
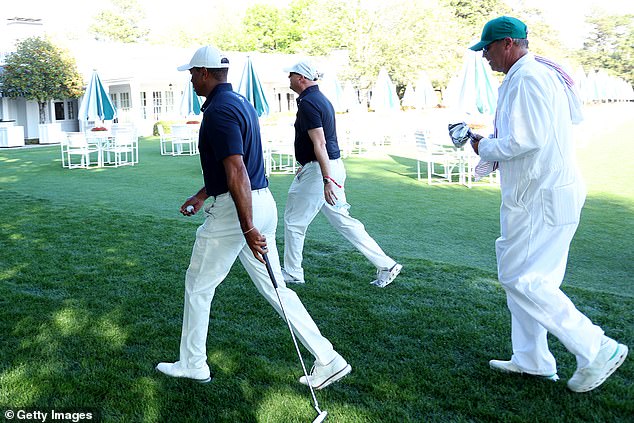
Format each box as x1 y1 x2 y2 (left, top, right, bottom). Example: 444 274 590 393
281 60 402 288
155 46 351 390
469 16 627 392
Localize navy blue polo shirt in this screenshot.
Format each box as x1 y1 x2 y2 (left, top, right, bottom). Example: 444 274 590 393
294 85 341 166
198 83 268 197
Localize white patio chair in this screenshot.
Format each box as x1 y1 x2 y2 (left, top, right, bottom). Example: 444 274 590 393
157 124 173 155
414 129 461 184
171 124 198 156
103 130 136 167
60 136 69 168
111 124 139 163
65 132 99 169
459 148 500 188
261 124 296 174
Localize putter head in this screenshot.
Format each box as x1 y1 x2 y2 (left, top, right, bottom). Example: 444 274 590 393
312 410 328 423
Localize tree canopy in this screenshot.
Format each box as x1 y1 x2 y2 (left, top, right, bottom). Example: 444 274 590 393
577 12 634 83
89 0 633 88
89 0 149 43
0 37 84 123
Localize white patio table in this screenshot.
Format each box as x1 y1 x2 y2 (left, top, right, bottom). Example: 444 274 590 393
85 130 113 167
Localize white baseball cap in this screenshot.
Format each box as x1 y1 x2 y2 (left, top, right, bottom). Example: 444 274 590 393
177 45 229 71
284 60 319 81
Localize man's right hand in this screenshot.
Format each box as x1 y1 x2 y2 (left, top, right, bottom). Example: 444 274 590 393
180 192 206 216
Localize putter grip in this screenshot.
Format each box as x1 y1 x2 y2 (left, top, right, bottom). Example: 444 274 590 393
262 253 279 288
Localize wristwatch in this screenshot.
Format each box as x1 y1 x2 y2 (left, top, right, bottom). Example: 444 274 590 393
323 177 330 185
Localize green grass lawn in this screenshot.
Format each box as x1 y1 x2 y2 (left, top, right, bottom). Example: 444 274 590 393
1 103 632 422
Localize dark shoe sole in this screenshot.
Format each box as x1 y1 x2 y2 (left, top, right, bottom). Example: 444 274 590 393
315 364 352 390
155 366 212 384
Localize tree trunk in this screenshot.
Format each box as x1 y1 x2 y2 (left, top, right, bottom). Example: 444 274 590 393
39 101 47 124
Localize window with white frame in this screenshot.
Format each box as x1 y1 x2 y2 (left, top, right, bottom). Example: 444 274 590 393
140 92 147 119
67 101 75 119
120 92 130 109
165 90 174 114
152 91 162 120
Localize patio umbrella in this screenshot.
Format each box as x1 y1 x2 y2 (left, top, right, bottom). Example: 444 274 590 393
179 79 204 118
78 70 116 123
415 71 437 109
370 67 400 112
444 50 498 118
586 70 601 102
237 56 269 117
573 66 589 103
342 81 361 112
401 84 417 108
320 72 345 112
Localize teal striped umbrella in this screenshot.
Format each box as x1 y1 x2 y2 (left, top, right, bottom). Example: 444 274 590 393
445 50 497 116
78 70 116 122
237 56 269 117
179 79 204 117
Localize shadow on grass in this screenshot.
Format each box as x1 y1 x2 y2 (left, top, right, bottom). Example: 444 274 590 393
1 190 632 422
1 136 633 421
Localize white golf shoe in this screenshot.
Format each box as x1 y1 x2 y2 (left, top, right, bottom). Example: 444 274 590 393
567 336 628 393
489 360 559 382
371 263 402 288
299 354 351 390
155 361 212 383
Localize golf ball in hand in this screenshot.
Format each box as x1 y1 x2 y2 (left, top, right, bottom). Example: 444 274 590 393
186 205 194 213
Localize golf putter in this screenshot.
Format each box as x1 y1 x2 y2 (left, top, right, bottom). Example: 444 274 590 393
263 252 328 423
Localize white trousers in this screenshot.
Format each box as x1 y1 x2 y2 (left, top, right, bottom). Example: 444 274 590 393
178 188 337 369
497 175 603 373
283 159 395 281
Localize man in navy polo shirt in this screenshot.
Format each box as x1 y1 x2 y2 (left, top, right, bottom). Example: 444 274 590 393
156 46 351 390
281 60 402 288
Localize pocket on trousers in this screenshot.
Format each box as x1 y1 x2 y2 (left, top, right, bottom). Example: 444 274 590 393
541 183 579 226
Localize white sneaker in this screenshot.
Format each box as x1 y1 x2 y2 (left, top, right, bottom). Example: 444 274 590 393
371 263 402 288
155 361 212 383
299 354 351 390
281 268 305 284
567 336 628 393
489 359 559 381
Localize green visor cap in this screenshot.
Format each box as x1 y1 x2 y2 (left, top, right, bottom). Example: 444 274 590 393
470 16 527 51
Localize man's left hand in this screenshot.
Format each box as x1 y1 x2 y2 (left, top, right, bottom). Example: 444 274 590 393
471 133 484 155
324 183 337 206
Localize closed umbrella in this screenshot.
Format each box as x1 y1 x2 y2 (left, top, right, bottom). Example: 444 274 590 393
585 70 600 102
179 79 204 118
370 67 400 112
78 70 116 124
573 66 589 103
444 50 498 117
320 72 344 112
415 71 437 109
401 84 417 108
342 81 361 112
237 56 269 117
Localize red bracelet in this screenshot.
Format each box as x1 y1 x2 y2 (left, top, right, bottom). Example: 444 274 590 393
324 175 342 188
